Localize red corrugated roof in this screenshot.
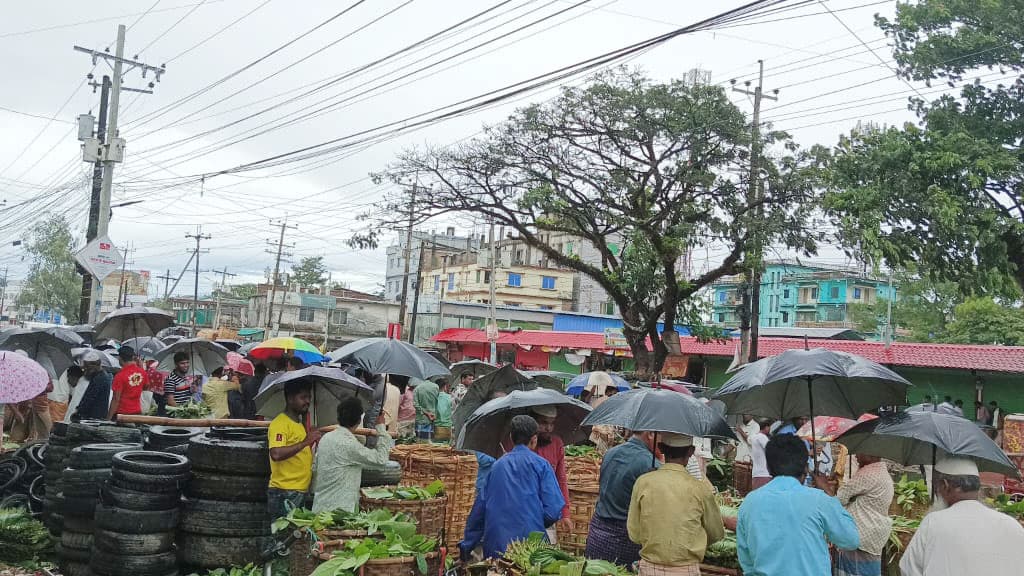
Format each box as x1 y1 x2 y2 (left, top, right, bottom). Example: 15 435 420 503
431 328 1024 373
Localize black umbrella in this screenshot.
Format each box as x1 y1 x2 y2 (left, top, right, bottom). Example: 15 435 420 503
94 306 175 340
457 388 592 458
328 338 450 380
254 365 374 427
121 337 167 360
448 359 498 380
836 410 1020 477
71 347 119 369
582 388 737 440
452 364 536 440
521 370 574 391
215 339 242 352
68 324 95 345
153 338 229 377
0 327 84 378
238 341 260 356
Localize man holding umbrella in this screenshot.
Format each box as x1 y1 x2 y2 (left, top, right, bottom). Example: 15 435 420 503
267 380 322 517
531 405 572 538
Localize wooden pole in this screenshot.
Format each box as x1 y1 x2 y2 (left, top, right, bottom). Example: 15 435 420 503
115 414 378 436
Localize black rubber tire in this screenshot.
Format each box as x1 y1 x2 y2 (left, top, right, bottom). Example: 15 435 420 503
146 426 204 448
206 427 266 441
112 451 189 476
69 444 143 469
361 460 402 487
179 498 269 536
62 514 94 533
110 468 189 490
52 421 69 437
62 467 112 484
29 474 45 503
79 424 144 445
94 504 180 534
100 483 180 511
90 550 176 576
93 528 175 555
61 530 94 551
58 560 91 576
162 444 189 456
56 543 92 563
187 434 269 477
0 459 23 492
176 532 274 569
109 474 182 495
59 493 99 517
185 470 267 502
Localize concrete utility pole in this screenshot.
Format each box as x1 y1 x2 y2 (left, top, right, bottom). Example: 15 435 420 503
186 227 211 334
75 25 165 323
156 269 173 301
212 267 237 331
407 242 426 344
114 243 132 309
884 270 895 349
79 75 110 323
0 267 8 322
487 220 498 364
396 186 418 331
265 218 296 331
732 60 777 364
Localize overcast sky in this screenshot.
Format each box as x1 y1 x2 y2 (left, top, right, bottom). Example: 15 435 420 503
0 0 951 298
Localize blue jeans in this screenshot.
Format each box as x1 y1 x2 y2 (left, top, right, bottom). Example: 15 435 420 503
266 488 307 519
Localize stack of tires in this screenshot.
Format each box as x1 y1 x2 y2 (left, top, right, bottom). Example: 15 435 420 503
145 426 204 455
90 451 190 576
179 428 273 570
56 443 142 576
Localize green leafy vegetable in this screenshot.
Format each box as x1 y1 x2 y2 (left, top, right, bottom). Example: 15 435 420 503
272 507 416 536
0 507 52 563
311 530 438 576
166 401 212 419
361 480 444 501
988 494 1024 519
564 445 599 459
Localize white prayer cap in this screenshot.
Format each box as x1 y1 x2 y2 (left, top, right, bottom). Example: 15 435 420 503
532 405 558 419
13 349 28 357
659 432 694 448
935 454 979 476
81 350 103 363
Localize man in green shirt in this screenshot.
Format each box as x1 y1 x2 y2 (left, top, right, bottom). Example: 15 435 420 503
434 379 453 442
627 432 725 576
412 378 440 442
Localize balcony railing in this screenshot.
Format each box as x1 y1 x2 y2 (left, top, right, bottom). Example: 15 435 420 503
794 320 855 329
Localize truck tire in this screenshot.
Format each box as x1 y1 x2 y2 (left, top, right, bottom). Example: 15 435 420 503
176 532 274 569
111 451 189 476
187 434 269 477
95 504 179 534
68 444 143 469
93 528 175 555
184 470 267 502
100 483 180 511
90 550 176 576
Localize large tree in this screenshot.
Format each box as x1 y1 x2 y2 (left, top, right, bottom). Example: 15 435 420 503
827 0 1024 294
290 256 328 289
357 69 826 373
17 215 82 323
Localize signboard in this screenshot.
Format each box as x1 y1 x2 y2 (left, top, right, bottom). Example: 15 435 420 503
74 235 123 281
386 323 402 340
603 327 630 350
485 323 499 342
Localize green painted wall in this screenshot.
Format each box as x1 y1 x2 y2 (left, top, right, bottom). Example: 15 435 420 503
549 354 583 375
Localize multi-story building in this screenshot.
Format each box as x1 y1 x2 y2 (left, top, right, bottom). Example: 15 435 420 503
384 228 480 312
247 285 399 348
99 270 150 317
711 260 896 331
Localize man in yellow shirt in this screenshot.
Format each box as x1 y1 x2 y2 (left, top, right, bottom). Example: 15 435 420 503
627 432 725 576
267 379 321 518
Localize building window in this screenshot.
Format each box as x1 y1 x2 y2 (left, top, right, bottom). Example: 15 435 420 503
331 309 348 325
717 291 726 302
476 270 481 283
781 311 789 323
539 305 553 310
299 307 315 322
447 273 455 291
854 287 862 299
810 287 819 300
541 276 556 290
717 313 725 323
507 272 522 287
483 271 491 283
830 286 839 299
506 302 521 307
433 275 440 292
783 288 790 299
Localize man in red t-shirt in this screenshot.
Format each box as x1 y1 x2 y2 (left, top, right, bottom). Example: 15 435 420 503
108 346 148 420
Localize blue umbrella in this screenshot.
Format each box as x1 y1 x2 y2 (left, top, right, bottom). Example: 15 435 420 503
566 371 630 396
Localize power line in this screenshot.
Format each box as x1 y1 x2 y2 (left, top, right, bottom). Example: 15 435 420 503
163 0 275 63
136 0 208 55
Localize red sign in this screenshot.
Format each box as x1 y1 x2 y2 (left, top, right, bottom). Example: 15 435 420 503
387 323 402 340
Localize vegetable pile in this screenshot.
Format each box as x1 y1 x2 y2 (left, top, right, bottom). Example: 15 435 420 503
312 530 438 576
0 507 52 563
165 401 213 419
987 494 1024 519
504 532 630 576
564 445 600 459
361 480 445 501
894 474 929 516
272 507 416 536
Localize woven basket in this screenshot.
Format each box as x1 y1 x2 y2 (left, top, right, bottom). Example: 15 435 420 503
391 445 477 550
317 551 441 576
565 456 601 490
555 485 599 554
360 492 447 544
290 529 375 576
700 564 742 575
732 461 752 496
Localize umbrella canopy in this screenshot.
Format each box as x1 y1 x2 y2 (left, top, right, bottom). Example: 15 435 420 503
153 338 230 377
521 370 574 391
452 364 537 440
255 365 374 427
160 335 185 346
448 359 498 381
215 339 242 352
121 336 167 360
836 410 1020 477
238 341 260 356
0 327 84 379
71 347 119 369
94 306 175 340
0 351 50 403
713 348 911 420
329 338 449 380
250 336 326 365
582 388 737 440
457 388 592 458
566 371 630 396
797 414 877 443
68 324 95 345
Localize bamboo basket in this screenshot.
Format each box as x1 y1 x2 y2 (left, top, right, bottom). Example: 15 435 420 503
564 456 601 489
360 492 447 544
700 564 742 576
732 461 752 496
317 551 441 576
555 485 599 554
391 445 477 550
290 529 372 576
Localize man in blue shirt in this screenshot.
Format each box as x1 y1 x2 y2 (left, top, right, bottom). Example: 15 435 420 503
460 415 564 559
737 434 859 576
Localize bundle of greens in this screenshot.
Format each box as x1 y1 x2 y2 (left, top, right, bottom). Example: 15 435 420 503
361 480 444 501
311 530 437 576
988 494 1024 519
895 474 929 515
272 508 416 537
703 534 739 569
564 445 599 459
166 401 212 419
504 533 630 576
0 507 52 563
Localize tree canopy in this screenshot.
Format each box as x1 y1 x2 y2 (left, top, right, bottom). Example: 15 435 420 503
17 215 82 323
827 0 1024 294
357 69 827 372
290 256 328 289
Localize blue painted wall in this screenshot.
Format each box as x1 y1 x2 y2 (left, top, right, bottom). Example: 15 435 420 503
553 313 691 336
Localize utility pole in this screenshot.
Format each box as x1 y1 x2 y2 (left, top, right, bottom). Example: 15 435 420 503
78 75 110 323
407 242 426 344
75 25 166 324
114 243 131 309
732 60 777 364
0 267 8 323
487 220 498 364
212 267 237 331
186 227 211 334
265 218 296 332
884 270 895 348
396 186 418 332
439 254 448 330
156 269 174 301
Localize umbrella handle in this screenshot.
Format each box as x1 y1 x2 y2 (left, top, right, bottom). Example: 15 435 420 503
808 378 818 477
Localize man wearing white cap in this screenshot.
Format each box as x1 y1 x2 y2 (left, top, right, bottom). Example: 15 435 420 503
900 455 1024 576
627 432 725 576
531 405 572 539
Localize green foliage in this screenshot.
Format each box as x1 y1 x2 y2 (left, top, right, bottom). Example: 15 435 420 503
16 214 82 323
361 480 444 501
186 560 286 576
943 297 1024 345
704 533 739 569
564 445 599 459
271 507 416 538
705 458 733 493
505 533 629 576
0 507 52 563
987 494 1024 519
311 530 437 576
895 474 929 515
166 401 212 419
290 256 328 289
